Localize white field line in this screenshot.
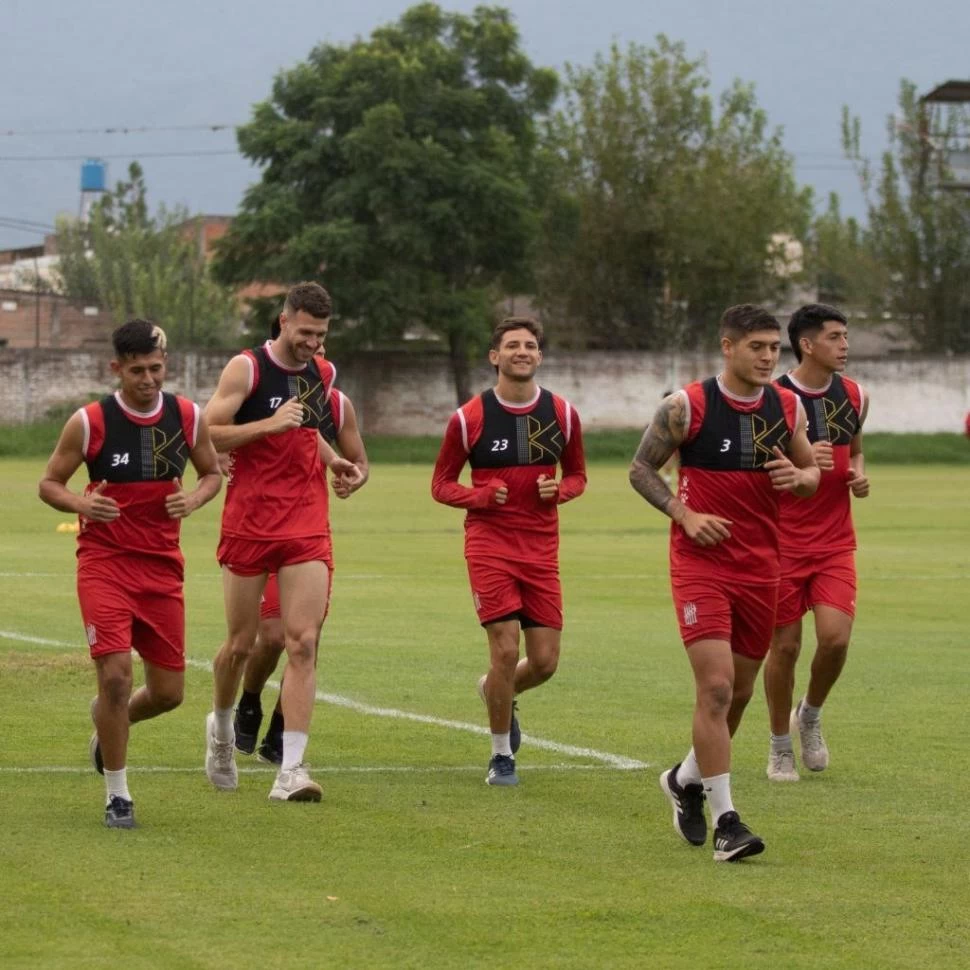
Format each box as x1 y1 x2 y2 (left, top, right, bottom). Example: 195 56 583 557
0 629 648 770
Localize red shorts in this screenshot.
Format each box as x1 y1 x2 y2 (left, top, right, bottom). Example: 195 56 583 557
77 565 185 671
671 575 779 660
260 568 335 623
217 534 332 577
466 557 563 631
776 550 857 626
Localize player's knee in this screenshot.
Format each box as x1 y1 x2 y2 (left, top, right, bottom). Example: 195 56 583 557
699 677 733 716
731 681 755 709
100 669 133 706
152 683 184 712
817 634 849 658
531 651 559 682
771 634 801 664
285 631 318 667
224 634 256 663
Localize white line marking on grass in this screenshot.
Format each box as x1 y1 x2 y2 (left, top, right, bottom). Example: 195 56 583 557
0 763 627 776
0 630 649 770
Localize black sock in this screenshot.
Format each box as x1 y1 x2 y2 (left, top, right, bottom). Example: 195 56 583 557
239 689 262 713
267 707 284 737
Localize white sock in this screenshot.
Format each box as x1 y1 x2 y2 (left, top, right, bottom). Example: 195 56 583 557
800 699 822 722
703 773 735 826
491 733 512 757
213 706 234 742
104 767 131 804
282 730 308 770
676 748 702 786
771 733 794 753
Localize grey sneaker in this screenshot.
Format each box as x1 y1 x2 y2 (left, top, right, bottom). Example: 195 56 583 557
89 697 104 776
477 675 521 754
766 748 800 782
205 712 238 791
486 754 518 786
269 763 323 802
660 763 707 846
104 795 136 829
791 701 829 772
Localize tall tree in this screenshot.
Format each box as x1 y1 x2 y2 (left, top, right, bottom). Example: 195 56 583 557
213 2 557 404
536 38 812 349
843 84 970 351
53 163 238 347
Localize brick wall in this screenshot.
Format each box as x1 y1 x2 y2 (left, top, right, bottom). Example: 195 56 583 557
1 346 968 433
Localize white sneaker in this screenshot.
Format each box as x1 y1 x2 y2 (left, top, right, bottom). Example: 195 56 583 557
766 748 800 782
269 762 323 802
791 702 829 772
205 712 238 790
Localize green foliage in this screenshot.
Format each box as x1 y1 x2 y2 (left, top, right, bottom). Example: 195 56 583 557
214 3 557 402
52 163 240 348
842 82 970 351
536 38 813 349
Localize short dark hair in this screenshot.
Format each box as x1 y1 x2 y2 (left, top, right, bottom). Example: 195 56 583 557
490 316 544 351
719 304 780 339
787 303 848 362
283 281 332 320
112 319 166 358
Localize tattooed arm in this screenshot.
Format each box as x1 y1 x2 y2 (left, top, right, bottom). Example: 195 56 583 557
628 391 733 547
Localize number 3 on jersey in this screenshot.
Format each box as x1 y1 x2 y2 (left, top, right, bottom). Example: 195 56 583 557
720 439 731 453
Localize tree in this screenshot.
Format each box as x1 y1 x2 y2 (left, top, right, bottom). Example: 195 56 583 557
52 163 239 348
535 38 812 349
843 84 970 351
213 2 557 404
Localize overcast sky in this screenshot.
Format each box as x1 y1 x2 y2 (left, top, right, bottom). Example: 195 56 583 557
1 0 967 249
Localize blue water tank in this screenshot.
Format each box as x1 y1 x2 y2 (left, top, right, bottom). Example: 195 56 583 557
80 160 106 193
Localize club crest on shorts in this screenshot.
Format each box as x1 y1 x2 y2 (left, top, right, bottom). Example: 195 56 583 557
682 602 698 626
85 623 98 645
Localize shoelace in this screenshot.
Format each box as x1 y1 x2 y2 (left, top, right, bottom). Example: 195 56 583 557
212 737 234 765
802 718 823 749
492 756 515 775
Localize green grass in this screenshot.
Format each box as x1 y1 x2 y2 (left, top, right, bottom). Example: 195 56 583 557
1 459 968 968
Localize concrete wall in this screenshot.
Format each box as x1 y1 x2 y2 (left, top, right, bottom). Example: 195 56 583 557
1 346 968 433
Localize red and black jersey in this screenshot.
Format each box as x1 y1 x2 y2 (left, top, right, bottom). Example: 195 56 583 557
222 342 336 542
671 377 799 583
77 391 200 583
776 372 863 555
431 387 586 565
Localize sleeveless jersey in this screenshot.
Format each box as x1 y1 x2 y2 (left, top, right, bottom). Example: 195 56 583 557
221 343 336 541
776 373 863 555
672 377 799 582
77 391 199 578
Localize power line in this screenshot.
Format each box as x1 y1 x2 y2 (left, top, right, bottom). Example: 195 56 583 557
0 123 239 137
0 149 240 162
0 215 56 231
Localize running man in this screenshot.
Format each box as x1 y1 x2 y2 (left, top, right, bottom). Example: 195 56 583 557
233 386 369 764
629 304 819 861
763 304 869 781
432 317 586 787
39 320 221 828
203 281 361 802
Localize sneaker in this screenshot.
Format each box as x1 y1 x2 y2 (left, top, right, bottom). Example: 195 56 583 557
204 712 238 791
233 701 263 755
89 697 104 776
486 754 519 786
256 732 283 766
659 763 707 846
791 701 829 772
713 811 765 862
104 795 136 829
477 675 521 754
766 748 800 782
269 763 323 802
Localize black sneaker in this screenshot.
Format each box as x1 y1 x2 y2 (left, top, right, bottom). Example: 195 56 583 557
233 702 263 755
256 732 283 766
104 795 136 829
712 811 765 862
510 701 521 755
659 763 707 846
486 754 519 786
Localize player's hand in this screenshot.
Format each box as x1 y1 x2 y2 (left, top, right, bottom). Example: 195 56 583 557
270 397 304 433
332 463 366 499
846 469 870 498
765 445 803 492
82 480 121 522
488 478 508 506
679 509 732 546
165 477 196 519
812 440 835 471
537 474 559 502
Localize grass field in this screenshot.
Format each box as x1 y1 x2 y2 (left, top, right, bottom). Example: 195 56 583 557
1 458 968 969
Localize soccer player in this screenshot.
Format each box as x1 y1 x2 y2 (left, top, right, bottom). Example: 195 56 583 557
38 320 222 828
203 282 361 802
629 304 819 861
763 304 869 782
233 387 369 765
431 317 586 787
